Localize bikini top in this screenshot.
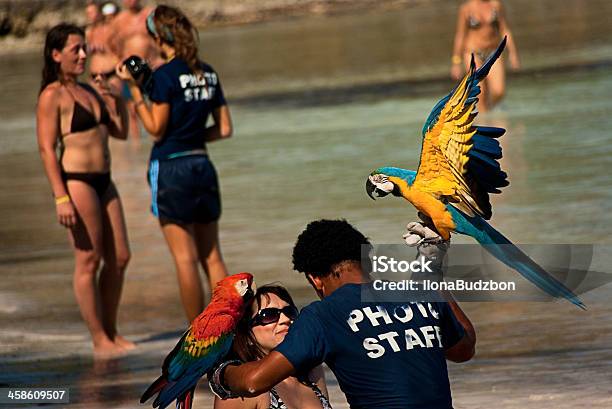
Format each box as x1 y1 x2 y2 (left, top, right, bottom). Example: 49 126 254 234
468 9 498 29
63 83 111 136
269 381 332 409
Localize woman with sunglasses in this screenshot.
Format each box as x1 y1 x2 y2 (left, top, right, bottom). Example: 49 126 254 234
37 24 133 358
215 285 332 409
116 5 232 322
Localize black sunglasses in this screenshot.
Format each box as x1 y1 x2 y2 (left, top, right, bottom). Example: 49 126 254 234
250 305 298 327
90 69 116 81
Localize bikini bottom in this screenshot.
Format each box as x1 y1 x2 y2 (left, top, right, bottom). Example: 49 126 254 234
62 171 111 199
472 47 496 62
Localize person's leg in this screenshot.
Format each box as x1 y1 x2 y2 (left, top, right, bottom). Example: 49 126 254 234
486 56 506 109
194 222 229 294
67 180 123 357
161 222 204 322
99 183 135 350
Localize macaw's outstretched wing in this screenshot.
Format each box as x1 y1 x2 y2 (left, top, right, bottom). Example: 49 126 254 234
412 39 508 220
421 37 507 137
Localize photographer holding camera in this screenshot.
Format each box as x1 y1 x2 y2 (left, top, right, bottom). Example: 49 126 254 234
116 5 233 322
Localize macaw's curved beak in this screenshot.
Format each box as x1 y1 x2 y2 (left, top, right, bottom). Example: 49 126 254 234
366 178 378 200
366 177 390 200
241 280 256 302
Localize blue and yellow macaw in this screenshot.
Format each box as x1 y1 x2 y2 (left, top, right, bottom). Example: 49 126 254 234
365 38 584 309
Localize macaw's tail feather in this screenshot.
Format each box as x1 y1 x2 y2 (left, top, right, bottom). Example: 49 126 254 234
152 373 202 409
141 376 169 404
448 206 586 309
176 387 195 409
141 376 190 409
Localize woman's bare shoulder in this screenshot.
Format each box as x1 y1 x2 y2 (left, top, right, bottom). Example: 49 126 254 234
38 83 64 110
459 2 471 15
39 83 62 102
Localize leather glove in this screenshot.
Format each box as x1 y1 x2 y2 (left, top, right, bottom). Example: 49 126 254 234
208 360 242 400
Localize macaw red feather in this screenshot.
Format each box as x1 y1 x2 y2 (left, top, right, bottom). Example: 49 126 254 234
191 272 252 338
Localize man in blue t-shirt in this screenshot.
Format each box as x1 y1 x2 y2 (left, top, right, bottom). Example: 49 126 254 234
212 219 476 409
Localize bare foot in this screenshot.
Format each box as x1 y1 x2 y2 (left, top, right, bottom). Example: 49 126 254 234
114 335 137 350
93 337 127 360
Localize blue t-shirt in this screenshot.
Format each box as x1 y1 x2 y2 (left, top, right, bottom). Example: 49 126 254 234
148 58 226 160
275 283 465 409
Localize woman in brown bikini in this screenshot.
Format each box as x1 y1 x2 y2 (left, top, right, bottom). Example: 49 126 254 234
37 23 133 358
451 0 520 111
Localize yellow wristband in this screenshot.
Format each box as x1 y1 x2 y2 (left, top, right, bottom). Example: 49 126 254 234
452 55 462 65
55 195 71 205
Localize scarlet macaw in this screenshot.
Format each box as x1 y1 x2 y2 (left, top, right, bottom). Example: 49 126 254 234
365 38 584 309
141 273 255 409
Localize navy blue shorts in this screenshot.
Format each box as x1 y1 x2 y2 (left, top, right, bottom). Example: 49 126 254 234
148 155 221 224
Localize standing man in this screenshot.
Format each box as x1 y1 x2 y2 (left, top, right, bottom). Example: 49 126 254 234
211 219 476 409
110 0 160 64
85 1 109 53
110 0 162 140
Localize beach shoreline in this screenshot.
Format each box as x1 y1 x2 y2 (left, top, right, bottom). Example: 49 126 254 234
0 0 430 56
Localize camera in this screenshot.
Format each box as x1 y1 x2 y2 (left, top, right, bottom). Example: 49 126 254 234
123 55 153 91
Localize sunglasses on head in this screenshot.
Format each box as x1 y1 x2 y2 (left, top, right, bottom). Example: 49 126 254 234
90 69 116 81
250 305 299 327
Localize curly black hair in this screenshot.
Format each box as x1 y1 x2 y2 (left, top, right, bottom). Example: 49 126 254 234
292 219 372 278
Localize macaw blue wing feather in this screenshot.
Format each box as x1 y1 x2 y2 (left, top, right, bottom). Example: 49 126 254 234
412 37 509 220
471 132 503 158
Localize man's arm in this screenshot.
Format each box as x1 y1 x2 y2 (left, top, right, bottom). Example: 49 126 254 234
441 290 476 363
403 221 476 362
223 351 295 397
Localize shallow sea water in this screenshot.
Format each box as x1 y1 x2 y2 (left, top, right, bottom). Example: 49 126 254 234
1 0 611 407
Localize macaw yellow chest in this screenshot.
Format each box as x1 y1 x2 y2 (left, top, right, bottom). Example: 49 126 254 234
389 177 455 239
